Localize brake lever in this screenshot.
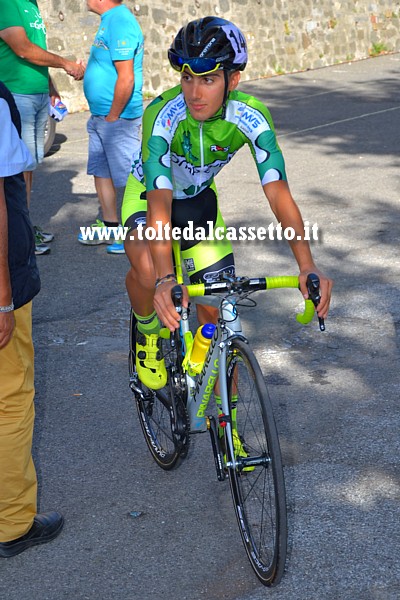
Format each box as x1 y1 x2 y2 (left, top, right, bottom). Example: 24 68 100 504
306 273 325 332
171 285 183 314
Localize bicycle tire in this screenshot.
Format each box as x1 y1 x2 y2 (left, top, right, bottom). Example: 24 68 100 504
44 116 56 156
225 339 287 586
130 310 190 470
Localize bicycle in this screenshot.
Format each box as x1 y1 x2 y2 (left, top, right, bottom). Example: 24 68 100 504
129 242 324 586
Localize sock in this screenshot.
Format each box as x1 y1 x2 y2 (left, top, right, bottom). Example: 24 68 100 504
215 394 238 435
134 310 160 335
103 220 119 228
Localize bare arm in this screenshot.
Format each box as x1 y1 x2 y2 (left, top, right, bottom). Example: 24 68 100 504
0 26 85 80
147 189 188 331
105 59 135 121
0 178 15 348
263 179 333 318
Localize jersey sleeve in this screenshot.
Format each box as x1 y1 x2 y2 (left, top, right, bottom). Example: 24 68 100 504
142 92 184 192
229 93 287 186
0 99 33 177
108 12 140 61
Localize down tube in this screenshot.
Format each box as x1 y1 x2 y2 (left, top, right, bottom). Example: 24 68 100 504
186 325 222 432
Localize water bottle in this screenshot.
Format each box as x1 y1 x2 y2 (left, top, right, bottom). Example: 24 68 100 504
189 323 216 373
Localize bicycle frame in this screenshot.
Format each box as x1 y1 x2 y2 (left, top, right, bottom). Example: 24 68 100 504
182 297 238 427
183 298 252 483
173 240 250 471
171 238 318 466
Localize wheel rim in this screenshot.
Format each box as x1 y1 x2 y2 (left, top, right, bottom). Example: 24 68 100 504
226 344 286 584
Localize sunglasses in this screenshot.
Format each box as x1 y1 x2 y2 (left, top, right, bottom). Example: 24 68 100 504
168 49 221 75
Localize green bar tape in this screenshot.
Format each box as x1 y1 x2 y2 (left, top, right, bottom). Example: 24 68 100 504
296 299 315 325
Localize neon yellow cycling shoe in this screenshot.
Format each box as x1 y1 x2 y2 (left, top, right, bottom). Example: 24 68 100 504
223 429 255 472
136 331 167 390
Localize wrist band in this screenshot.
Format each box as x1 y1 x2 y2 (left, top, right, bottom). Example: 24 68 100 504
155 274 177 289
0 302 14 313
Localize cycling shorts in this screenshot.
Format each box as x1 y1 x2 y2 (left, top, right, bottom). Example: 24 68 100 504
122 174 235 284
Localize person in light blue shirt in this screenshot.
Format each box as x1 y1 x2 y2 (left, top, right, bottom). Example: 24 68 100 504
0 81 64 558
79 0 144 255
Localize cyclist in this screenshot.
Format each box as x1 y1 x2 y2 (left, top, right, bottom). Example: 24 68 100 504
122 16 333 390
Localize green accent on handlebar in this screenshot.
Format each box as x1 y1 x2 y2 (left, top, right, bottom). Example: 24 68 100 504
185 276 316 326
265 276 299 289
296 299 315 325
187 283 205 297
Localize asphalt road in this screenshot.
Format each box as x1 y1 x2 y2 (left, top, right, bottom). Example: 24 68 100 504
0 54 399 600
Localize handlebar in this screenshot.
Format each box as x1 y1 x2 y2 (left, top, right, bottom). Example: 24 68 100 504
172 274 324 329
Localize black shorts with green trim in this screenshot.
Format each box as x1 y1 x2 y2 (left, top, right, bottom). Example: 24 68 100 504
122 175 235 284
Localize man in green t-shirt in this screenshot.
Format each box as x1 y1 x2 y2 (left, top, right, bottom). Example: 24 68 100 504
0 0 85 254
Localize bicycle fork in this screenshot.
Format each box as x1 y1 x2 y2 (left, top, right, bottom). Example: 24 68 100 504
215 342 237 470
203 338 239 481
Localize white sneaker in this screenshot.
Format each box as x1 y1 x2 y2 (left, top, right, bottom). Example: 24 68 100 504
34 225 54 243
35 243 51 255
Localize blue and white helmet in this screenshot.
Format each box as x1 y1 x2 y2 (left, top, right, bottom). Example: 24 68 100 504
169 16 248 73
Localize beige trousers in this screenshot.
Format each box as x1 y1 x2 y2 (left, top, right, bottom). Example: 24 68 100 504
0 302 37 542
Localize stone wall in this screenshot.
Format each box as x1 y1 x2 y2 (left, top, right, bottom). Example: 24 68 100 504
39 0 400 112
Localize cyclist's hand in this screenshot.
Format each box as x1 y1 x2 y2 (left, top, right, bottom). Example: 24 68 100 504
299 268 333 320
153 281 189 331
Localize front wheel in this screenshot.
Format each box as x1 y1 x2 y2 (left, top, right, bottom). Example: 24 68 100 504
225 339 287 586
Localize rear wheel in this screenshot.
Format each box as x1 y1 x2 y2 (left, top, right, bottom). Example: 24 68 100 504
225 339 287 586
130 311 190 470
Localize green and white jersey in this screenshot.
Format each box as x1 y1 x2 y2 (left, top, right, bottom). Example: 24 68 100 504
133 85 287 200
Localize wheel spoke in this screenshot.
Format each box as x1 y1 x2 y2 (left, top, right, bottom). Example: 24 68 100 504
226 339 287 586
